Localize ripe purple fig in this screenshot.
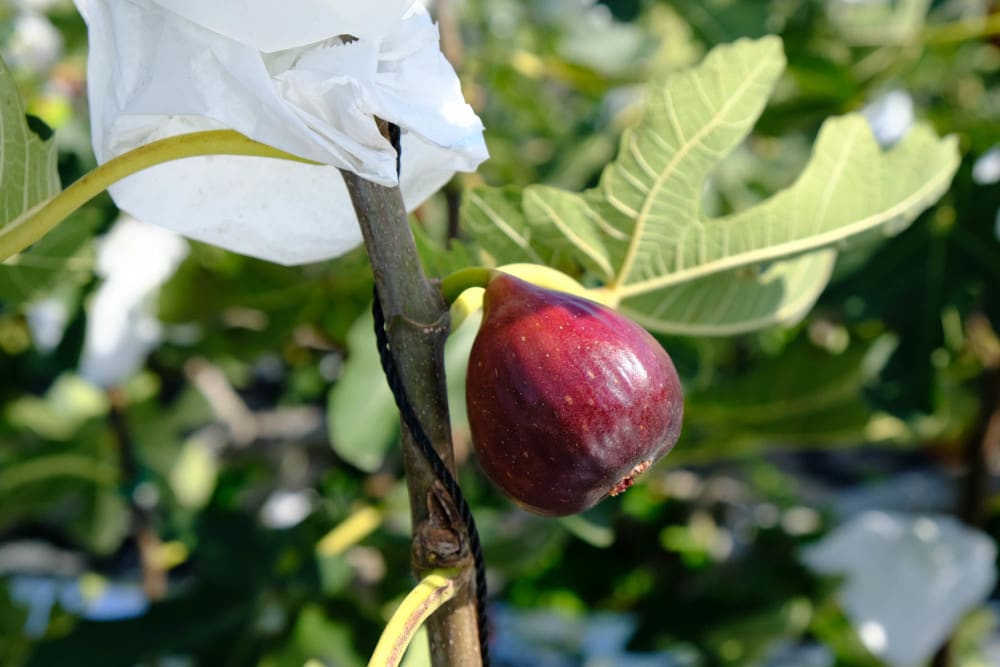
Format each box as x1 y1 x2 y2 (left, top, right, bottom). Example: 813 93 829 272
465 273 683 516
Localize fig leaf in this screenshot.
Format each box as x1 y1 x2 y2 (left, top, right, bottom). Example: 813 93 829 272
0 54 94 305
462 37 959 335
0 56 60 231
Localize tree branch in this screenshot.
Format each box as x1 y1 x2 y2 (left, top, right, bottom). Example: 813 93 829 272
340 169 482 667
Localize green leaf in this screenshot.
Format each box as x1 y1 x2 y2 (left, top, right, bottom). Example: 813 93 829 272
0 55 78 304
0 205 101 304
621 250 836 336
462 37 959 335
266 605 363 667
704 598 814 666
69 485 131 554
678 335 887 461
671 0 771 43
0 386 127 555
3 373 109 440
475 508 568 577
463 187 546 267
443 310 481 438
412 223 478 278
168 435 219 510
327 309 398 473
0 584 30 666
558 504 615 548
328 305 480 473
825 0 931 45
399 628 431 667
0 56 60 231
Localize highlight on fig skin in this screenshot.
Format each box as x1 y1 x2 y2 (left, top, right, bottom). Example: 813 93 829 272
465 273 684 517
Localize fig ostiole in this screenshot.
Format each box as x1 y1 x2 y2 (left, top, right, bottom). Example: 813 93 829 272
465 272 683 517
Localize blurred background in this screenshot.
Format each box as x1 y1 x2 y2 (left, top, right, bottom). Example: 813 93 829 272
1 0 999 665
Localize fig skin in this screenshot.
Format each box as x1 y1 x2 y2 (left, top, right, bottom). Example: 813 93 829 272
465 273 683 516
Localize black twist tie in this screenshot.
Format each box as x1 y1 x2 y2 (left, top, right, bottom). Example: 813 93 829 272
372 287 490 666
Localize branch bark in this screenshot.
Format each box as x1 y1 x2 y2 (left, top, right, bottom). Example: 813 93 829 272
341 169 482 667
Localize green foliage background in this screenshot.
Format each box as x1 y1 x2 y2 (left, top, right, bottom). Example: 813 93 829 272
0 0 998 665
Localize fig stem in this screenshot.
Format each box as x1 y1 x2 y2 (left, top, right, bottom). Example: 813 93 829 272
440 266 494 304
443 263 616 310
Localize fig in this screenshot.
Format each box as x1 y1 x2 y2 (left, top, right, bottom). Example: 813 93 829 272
465 273 683 516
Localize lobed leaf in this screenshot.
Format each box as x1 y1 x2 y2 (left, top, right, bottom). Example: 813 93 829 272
621 250 836 336
461 37 960 334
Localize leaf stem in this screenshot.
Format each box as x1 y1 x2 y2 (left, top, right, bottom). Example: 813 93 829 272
441 263 603 305
0 130 318 262
368 570 460 667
